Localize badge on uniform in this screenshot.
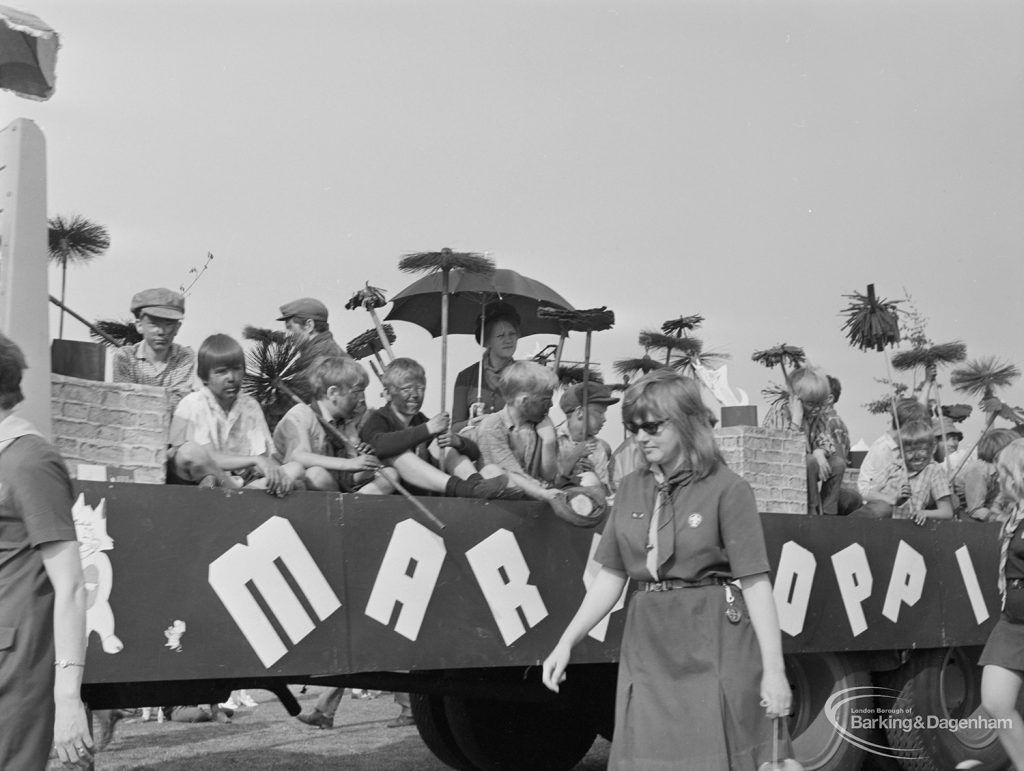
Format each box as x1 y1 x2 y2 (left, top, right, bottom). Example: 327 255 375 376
687 512 703 528
631 511 645 519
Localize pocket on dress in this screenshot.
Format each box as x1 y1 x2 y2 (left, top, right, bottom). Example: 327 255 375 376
0 625 15 651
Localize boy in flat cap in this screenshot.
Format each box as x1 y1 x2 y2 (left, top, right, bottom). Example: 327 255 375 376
556 382 618 492
112 288 195 411
278 297 349 403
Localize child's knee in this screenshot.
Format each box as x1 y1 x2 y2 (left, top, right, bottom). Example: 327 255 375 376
304 466 338 491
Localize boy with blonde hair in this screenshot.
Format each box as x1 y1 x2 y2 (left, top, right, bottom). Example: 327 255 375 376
789 365 850 515
477 361 576 518
273 357 393 493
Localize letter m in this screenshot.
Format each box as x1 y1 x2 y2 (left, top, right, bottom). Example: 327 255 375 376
209 516 341 667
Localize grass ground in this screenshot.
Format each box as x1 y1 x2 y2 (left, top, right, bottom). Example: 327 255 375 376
67 687 610 770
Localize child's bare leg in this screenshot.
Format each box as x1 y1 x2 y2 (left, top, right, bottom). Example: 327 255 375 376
388 452 449 493
360 467 397 495
173 442 234 487
304 466 340 491
428 441 476 478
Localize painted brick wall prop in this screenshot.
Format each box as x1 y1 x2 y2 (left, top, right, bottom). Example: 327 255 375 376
716 426 807 514
51 374 169 484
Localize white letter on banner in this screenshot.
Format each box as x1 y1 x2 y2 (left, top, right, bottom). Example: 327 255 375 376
209 516 341 668
956 545 990 624
882 540 926 624
365 519 446 641
773 541 816 637
585 533 627 642
466 529 548 646
831 543 873 637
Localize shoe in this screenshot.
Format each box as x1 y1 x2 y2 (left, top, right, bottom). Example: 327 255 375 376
297 710 334 729
470 473 509 499
238 692 259 708
387 712 416 728
198 475 219 489
94 709 125 751
219 699 240 711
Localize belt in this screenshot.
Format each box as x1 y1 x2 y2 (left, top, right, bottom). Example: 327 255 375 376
639 577 728 592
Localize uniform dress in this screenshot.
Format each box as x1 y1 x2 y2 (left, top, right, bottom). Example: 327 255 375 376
980 505 1024 669
0 417 78 770
595 461 780 770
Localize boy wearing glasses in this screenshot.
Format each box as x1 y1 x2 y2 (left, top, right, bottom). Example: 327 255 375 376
112 288 195 410
788 365 850 516
360 358 508 498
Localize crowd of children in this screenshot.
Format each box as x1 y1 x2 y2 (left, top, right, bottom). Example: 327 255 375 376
113 285 1023 527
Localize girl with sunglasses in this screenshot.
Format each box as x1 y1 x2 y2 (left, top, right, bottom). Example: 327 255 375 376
542 369 792 769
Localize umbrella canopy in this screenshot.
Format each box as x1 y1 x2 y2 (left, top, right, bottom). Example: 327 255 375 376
0 5 59 100
385 268 574 338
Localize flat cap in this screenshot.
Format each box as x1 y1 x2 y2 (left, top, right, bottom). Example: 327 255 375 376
130 288 185 320
277 297 329 322
560 382 620 413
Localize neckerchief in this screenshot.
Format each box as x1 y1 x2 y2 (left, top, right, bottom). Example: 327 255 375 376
999 501 1024 609
645 464 696 580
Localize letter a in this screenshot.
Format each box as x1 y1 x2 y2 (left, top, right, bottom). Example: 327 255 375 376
365 519 446 641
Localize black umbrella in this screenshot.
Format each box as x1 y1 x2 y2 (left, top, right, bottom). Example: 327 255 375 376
386 268 574 338
387 267 574 406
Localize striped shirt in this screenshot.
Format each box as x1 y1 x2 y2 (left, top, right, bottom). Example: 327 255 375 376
112 342 195 410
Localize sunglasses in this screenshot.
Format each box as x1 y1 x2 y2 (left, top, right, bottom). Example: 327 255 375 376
626 419 668 436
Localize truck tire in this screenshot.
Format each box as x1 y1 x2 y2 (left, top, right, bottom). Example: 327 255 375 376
442 694 598 771
787 652 870 771
883 647 1009 771
409 693 478 771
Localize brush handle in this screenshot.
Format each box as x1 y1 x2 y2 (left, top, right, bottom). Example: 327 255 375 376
276 379 445 530
582 331 592 440
366 305 395 362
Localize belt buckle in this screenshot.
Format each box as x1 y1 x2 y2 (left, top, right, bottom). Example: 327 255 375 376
646 581 669 592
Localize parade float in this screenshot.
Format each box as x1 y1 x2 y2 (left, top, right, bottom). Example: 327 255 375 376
2 16 1020 770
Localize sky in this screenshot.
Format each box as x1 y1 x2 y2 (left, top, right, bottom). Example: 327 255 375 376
3 0 1023 448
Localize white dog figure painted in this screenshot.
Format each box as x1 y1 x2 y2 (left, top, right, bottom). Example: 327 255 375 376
72 493 123 654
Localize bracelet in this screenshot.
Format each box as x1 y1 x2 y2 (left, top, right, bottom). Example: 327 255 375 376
54 660 85 669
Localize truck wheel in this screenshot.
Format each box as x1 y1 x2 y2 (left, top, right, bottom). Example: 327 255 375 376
409 693 478 771
443 695 598 771
884 647 1009 771
787 652 869 771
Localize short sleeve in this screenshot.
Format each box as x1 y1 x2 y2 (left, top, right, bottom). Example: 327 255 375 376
273 407 313 463
717 475 770 579
111 346 133 383
928 463 952 504
594 503 625 572
169 393 210 448
246 401 274 456
9 440 76 547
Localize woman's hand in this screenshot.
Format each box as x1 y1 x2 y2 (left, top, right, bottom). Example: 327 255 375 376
469 402 486 420
542 643 572 693
53 696 93 767
760 666 792 718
